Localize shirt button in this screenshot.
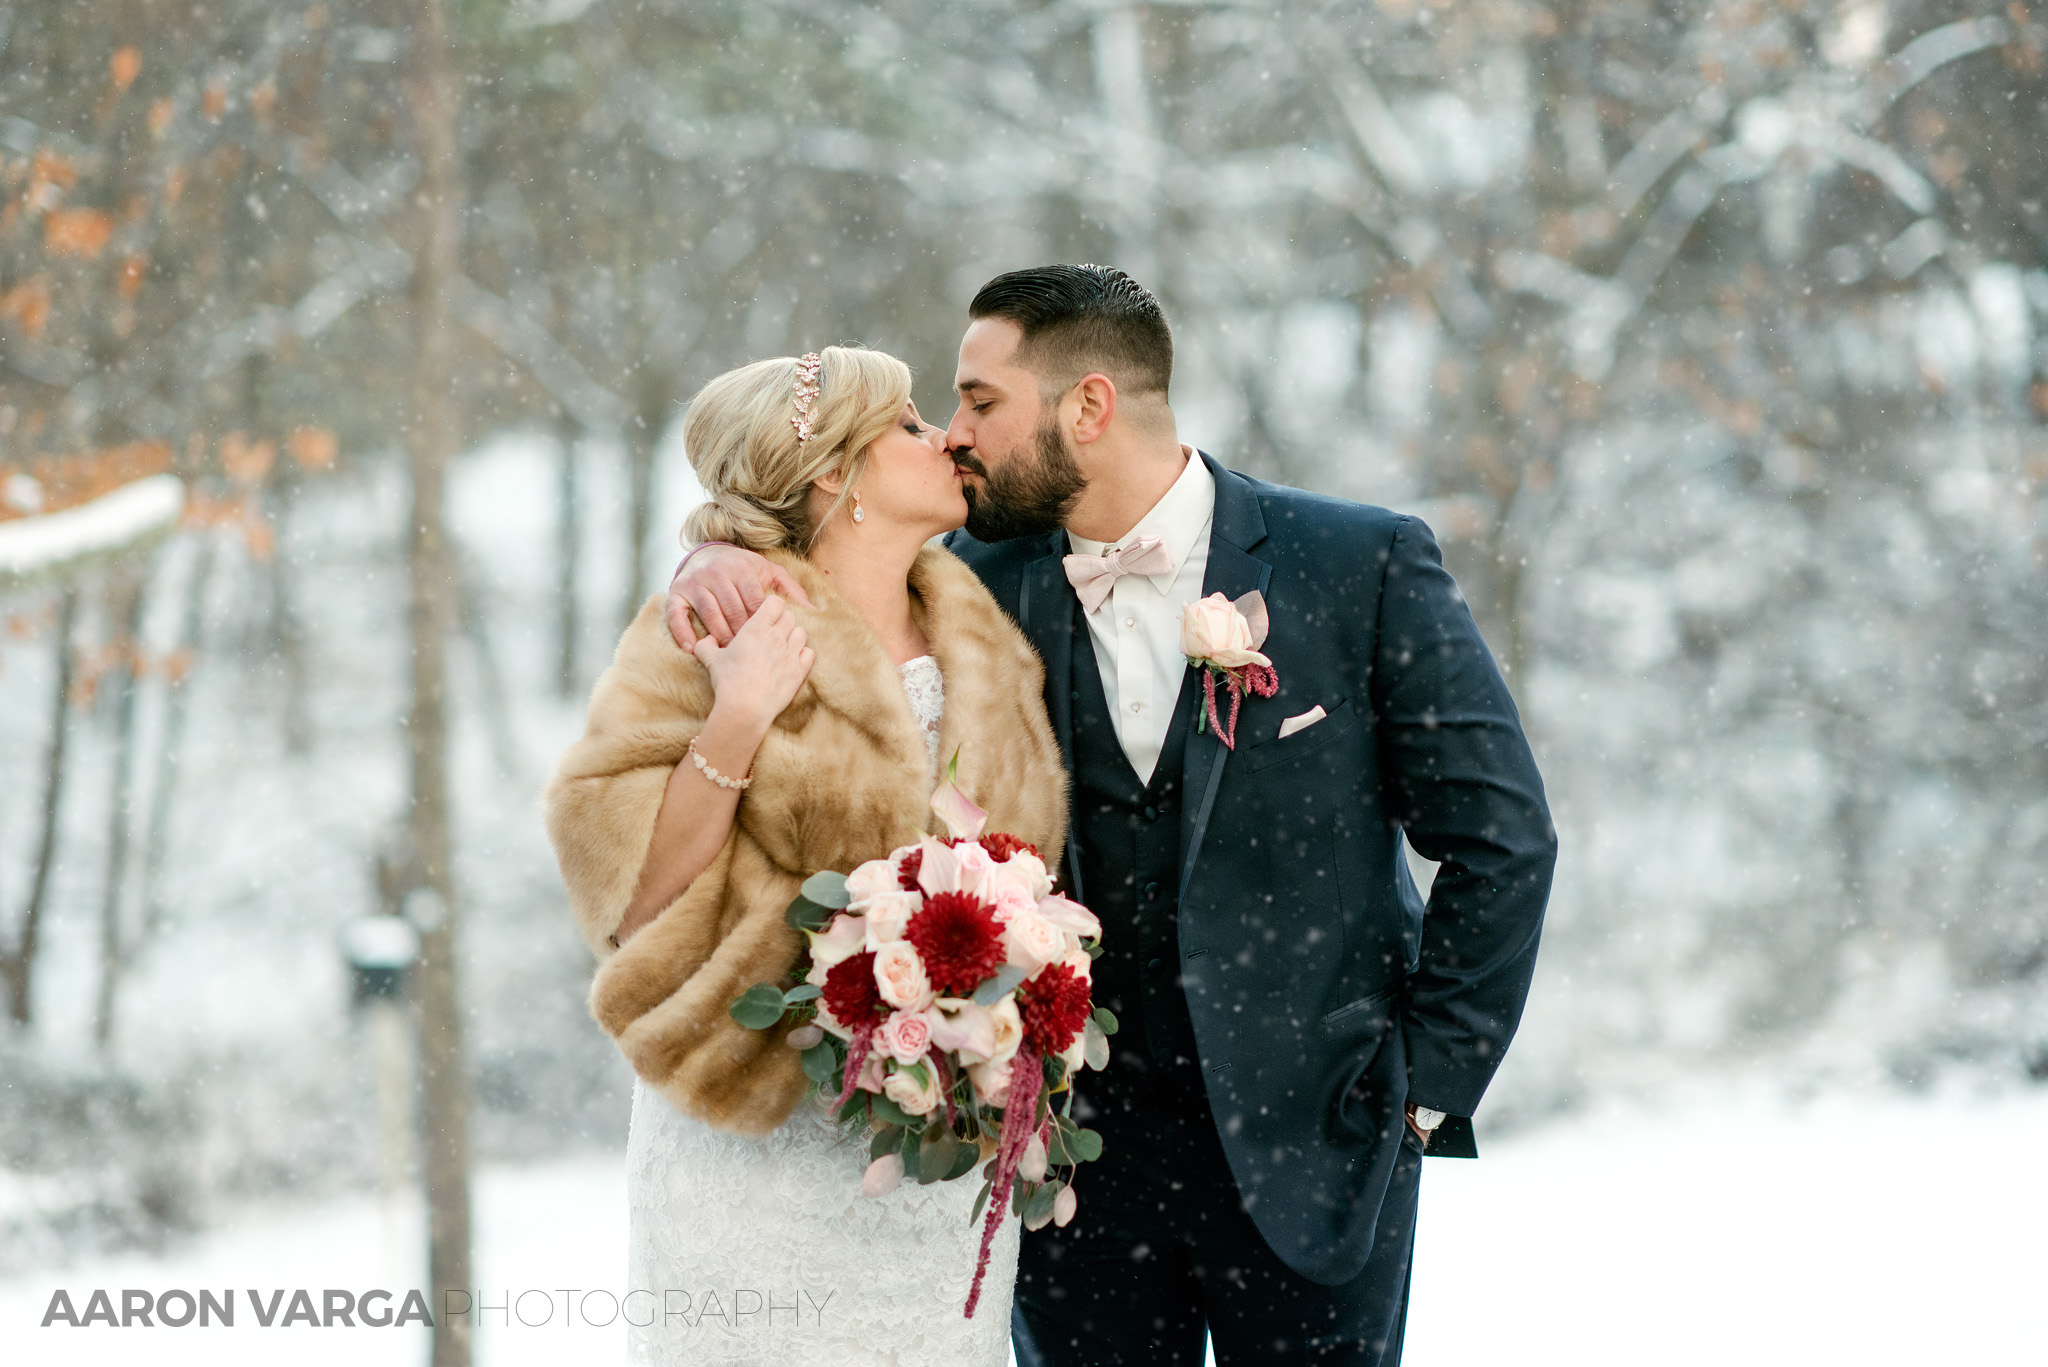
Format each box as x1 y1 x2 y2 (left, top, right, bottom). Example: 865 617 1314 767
1129 702 1141 713
1123 617 1136 628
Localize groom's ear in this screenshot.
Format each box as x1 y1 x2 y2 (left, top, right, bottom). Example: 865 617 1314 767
1067 372 1117 445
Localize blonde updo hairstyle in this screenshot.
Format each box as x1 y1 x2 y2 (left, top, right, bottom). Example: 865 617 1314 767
680 345 914 553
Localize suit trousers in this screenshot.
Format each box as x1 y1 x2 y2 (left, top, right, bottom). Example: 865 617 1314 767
1011 1066 1422 1367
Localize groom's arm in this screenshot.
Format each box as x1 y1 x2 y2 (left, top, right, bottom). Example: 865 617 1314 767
1371 515 1557 1123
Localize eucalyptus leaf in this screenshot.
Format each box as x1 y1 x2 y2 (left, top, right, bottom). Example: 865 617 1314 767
869 1125 905 1162
1047 1126 1071 1167
970 964 1027 1006
1091 1006 1119 1034
801 871 851 909
1069 1127 1103 1162
918 1129 959 1185
943 1143 981 1181
782 983 821 1004
784 895 834 932
728 982 788 1030
899 1130 922 1182
800 1038 839 1085
1023 1179 1059 1227
835 1093 868 1125
968 1174 995 1226
1082 1018 1111 1071
868 1093 917 1128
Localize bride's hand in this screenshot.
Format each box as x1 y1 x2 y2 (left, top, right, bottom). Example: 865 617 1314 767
691 594 815 730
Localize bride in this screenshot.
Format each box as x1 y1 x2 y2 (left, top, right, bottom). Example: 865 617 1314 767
546 345 1069 1365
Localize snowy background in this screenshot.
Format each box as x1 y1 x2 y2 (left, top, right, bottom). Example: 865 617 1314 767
2 0 2046 1361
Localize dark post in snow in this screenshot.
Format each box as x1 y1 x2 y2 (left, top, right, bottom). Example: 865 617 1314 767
402 2 473 1364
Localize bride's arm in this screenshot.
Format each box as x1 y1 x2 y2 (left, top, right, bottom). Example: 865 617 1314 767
614 596 815 945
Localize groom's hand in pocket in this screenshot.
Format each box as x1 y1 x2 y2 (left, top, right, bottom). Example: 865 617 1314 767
668 544 813 649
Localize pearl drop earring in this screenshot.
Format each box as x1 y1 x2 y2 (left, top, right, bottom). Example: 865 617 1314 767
852 491 864 524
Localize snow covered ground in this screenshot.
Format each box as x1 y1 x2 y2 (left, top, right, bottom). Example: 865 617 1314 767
3 1083 2041 1364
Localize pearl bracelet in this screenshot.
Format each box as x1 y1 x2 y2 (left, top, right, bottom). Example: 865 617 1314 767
687 737 753 790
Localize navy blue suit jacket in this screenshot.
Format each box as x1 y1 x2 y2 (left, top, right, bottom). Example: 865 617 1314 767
944 452 1556 1286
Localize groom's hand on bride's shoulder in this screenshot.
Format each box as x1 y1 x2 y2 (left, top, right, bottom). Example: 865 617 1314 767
667 544 812 649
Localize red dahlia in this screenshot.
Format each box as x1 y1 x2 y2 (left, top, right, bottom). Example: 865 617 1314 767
981 832 1040 862
821 950 888 1028
895 848 923 891
1018 961 1092 1055
904 891 1007 997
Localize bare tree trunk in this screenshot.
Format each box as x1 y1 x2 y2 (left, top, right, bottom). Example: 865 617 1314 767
93 572 148 1050
2 588 77 1027
137 535 215 950
403 4 472 1363
555 418 580 697
621 419 656 634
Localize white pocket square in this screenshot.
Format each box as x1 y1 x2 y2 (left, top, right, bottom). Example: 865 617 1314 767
1277 705 1327 739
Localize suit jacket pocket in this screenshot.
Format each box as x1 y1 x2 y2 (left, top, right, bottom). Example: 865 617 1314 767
1241 695 1358 774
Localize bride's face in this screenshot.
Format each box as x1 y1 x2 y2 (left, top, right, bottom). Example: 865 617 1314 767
848 401 967 538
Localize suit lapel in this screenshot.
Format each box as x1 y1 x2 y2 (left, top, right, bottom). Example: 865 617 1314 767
1177 455 1271 905
1015 532 1076 770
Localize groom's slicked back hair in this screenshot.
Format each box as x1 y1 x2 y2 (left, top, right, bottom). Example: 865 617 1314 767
968 264 1172 400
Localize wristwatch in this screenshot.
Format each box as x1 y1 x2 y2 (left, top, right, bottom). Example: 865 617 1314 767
1412 1105 1446 1131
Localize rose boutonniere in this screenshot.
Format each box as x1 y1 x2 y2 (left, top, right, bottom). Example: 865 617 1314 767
1180 591 1279 750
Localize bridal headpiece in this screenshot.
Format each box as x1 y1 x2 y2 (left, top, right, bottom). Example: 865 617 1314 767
790 352 823 445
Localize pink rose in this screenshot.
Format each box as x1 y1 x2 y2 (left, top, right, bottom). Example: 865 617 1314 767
882 1060 942 1116
1036 894 1102 941
872 940 934 1011
990 884 1037 924
984 997 1023 1065
875 1009 933 1066
927 996 998 1064
1180 592 1270 669
966 1055 1013 1108
862 892 920 949
986 851 1053 901
1060 947 1093 983
950 842 998 900
806 912 868 971
843 858 901 907
1002 909 1066 974
855 1047 887 1093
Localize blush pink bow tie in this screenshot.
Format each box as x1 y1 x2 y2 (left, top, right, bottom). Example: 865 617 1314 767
1063 534 1174 614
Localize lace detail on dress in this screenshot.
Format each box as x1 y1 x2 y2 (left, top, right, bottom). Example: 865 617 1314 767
622 653 1015 1366
898 655 945 776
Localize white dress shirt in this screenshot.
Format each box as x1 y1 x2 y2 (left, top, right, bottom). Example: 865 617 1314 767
1065 446 1216 786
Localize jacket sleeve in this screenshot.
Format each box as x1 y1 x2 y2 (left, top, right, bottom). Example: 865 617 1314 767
1371 515 1557 1119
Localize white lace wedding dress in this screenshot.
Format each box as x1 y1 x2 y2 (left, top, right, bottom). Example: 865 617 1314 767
625 656 1019 1365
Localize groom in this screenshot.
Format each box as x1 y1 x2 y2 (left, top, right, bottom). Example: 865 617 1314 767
668 265 1556 1364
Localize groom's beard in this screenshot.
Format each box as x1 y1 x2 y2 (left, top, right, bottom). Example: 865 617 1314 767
955 416 1086 543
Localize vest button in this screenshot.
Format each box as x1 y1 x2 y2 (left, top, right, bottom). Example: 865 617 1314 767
1143 880 1161 901
1142 804 1158 822
1146 956 1164 973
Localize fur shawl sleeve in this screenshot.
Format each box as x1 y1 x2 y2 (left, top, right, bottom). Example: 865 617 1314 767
544 543 1068 1136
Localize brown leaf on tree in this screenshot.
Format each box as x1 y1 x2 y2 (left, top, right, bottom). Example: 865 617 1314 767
44 207 114 258
219 431 276 485
109 47 142 95
27 149 77 211
287 426 338 471
201 81 228 122
118 253 147 299
1 276 52 338
148 98 174 139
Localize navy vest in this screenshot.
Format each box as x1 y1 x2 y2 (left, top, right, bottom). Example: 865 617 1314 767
1066 605 1209 1111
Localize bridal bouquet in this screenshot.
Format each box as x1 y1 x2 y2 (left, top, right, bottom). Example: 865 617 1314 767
728 753 1117 1318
